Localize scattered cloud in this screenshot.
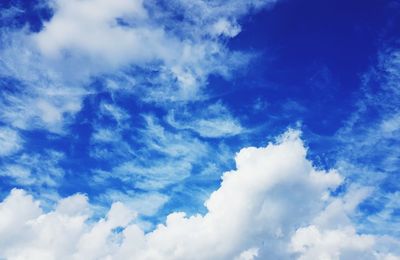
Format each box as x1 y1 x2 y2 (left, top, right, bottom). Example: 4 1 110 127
1 131 398 259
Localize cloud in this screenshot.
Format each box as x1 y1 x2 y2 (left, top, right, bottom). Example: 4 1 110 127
0 71 86 133
333 48 400 236
0 127 22 157
0 3 278 193
166 102 244 138
0 150 65 188
98 102 130 126
1 130 398 259
0 0 274 136
0 1 279 182
93 115 210 190
32 0 181 75
88 110 238 217
2 2 398 259
28 0 269 101
290 226 375 259
97 190 169 221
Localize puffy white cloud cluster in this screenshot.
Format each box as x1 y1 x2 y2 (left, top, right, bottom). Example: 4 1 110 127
1 131 398 259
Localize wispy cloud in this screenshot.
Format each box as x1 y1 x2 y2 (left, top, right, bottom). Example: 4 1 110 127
166 101 245 138
0 150 65 187
334 48 400 236
92 114 210 190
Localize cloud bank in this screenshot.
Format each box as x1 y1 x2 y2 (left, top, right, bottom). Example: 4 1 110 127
1 131 398 259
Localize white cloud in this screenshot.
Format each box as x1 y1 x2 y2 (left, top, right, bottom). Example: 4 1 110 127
0 76 86 133
0 164 33 185
89 102 130 152
166 102 244 138
91 115 211 190
1 130 398 259
33 0 178 70
334 48 400 236
30 0 264 101
92 128 120 144
98 190 169 217
0 0 276 137
235 247 259 260
0 30 89 133
0 150 65 187
0 127 22 157
99 102 130 125
89 101 133 160
210 18 241 37
290 226 376 259
155 0 275 39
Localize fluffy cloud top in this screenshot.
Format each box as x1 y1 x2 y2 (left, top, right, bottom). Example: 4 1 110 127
0 131 397 259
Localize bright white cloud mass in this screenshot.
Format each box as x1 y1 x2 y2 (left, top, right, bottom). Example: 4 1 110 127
1 131 398 259
0 0 399 259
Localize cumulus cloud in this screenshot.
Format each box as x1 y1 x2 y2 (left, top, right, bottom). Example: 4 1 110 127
1 130 398 259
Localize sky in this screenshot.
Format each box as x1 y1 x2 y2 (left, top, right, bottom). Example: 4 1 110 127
0 0 400 259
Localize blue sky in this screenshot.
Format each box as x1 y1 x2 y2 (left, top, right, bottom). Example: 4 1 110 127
0 0 400 259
